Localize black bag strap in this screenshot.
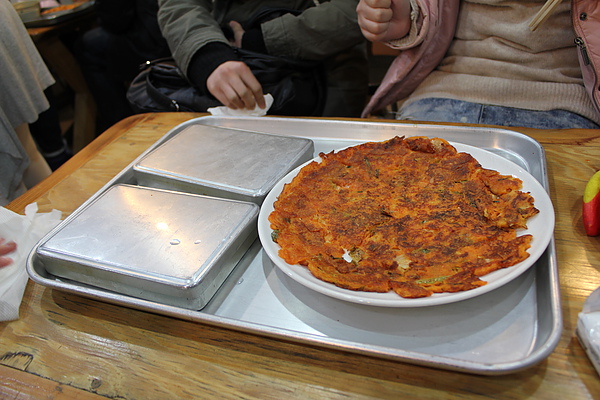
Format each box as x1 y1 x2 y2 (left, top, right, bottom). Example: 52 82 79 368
145 77 180 112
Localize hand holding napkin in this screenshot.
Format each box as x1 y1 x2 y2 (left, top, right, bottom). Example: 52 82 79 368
0 239 17 267
0 203 61 321
207 93 274 117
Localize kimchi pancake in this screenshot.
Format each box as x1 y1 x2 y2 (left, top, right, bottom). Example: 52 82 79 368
265 136 546 302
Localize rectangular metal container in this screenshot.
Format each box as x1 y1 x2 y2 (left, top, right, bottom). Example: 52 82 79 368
133 124 314 204
27 116 562 375
35 184 259 310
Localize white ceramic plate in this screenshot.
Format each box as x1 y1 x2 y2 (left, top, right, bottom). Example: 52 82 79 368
258 142 555 307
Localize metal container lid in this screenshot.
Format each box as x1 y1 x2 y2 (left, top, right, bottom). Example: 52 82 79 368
132 124 314 203
36 184 259 308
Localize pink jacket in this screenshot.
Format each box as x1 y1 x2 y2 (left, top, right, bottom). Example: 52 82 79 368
572 0 600 118
363 0 600 119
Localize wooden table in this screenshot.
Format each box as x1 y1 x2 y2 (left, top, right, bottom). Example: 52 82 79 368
2 113 600 399
28 9 97 153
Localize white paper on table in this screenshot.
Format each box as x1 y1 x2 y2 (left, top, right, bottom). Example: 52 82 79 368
207 93 274 117
0 203 62 321
577 286 600 376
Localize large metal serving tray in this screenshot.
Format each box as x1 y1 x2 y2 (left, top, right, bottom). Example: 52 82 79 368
27 116 562 375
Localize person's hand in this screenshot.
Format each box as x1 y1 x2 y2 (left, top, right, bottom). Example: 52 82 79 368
0 238 16 268
356 0 412 42
229 20 244 48
206 61 266 110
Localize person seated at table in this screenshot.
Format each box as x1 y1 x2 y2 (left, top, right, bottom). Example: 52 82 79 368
157 0 369 117
73 0 171 134
29 88 73 171
0 0 55 206
0 238 16 268
357 0 600 129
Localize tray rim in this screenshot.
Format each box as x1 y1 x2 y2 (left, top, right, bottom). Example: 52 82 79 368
26 116 563 375
24 0 95 28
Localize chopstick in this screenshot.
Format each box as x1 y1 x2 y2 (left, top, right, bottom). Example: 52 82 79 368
529 0 562 31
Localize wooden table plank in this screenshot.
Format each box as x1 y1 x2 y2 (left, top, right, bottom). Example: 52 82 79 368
0 364 106 399
2 114 600 399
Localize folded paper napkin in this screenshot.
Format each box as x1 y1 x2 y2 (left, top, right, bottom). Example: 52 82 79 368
0 203 61 321
577 286 600 375
207 93 274 117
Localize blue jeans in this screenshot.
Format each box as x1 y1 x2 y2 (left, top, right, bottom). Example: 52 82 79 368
397 98 600 130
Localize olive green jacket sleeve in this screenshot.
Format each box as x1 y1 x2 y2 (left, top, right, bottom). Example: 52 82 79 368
157 0 364 74
157 0 225 74
260 0 364 60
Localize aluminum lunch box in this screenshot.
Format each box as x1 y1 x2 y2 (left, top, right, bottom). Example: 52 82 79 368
133 124 314 204
35 184 259 310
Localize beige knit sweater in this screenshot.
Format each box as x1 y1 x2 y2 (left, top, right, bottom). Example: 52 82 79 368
403 0 599 124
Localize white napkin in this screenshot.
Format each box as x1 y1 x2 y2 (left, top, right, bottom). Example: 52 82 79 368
577 286 600 375
39 0 61 7
207 93 274 117
0 203 61 321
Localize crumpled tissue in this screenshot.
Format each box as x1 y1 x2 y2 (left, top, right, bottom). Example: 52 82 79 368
207 93 274 117
577 286 600 375
0 203 61 321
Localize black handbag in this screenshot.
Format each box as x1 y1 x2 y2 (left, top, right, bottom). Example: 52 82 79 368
126 8 326 116
127 50 326 116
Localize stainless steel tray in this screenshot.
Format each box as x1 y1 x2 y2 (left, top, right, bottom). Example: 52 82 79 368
36 184 259 310
27 116 562 375
24 1 95 28
133 124 313 204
